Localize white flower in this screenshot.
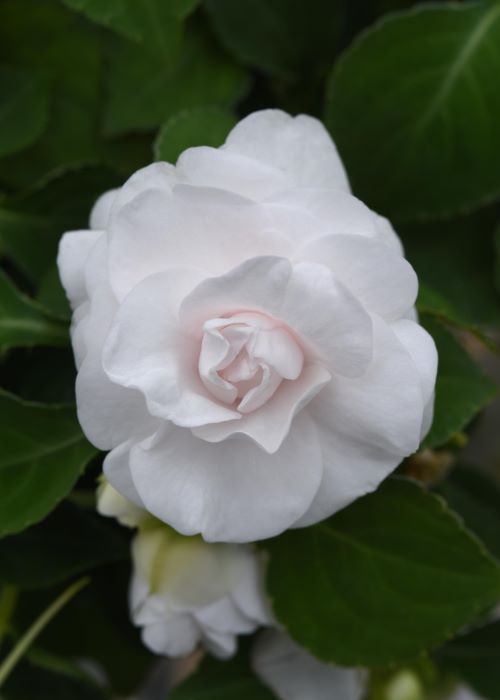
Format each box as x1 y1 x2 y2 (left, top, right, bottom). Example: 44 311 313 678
96 479 146 528
130 522 270 658
446 687 484 700
58 109 437 542
252 629 365 700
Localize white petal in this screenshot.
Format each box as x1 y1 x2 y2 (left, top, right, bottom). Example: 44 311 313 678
298 234 418 320
225 110 350 192
141 615 200 657
296 317 426 526
193 364 331 454
96 478 145 527
57 230 101 309
181 257 373 379
252 630 365 700
391 319 438 408
129 412 323 542
103 440 147 509
102 269 240 428
108 184 291 300
178 147 289 200
89 189 119 230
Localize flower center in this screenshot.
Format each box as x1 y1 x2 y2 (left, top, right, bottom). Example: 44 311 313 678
198 312 304 414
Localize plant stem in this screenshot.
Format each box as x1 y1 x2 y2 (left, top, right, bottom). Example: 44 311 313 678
0 577 89 688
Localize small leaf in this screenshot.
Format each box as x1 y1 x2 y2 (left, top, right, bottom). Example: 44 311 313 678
0 65 49 158
205 0 342 79
0 271 68 350
0 390 97 538
63 0 199 61
154 106 237 162
438 466 500 561
104 24 248 135
170 650 276 699
263 477 500 667
421 316 497 449
439 621 500 700
326 2 500 220
0 502 129 589
0 165 119 283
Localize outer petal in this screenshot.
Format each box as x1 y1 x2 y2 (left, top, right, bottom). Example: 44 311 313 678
296 317 425 526
141 613 200 657
177 147 289 201
224 110 350 193
265 188 404 254
252 630 365 700
57 230 101 310
297 234 418 320
89 189 119 230
107 184 291 300
181 257 373 379
129 412 323 542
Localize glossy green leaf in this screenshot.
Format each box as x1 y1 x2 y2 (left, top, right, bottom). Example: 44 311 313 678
104 24 248 135
0 0 103 187
403 210 500 330
36 266 71 321
0 271 68 350
438 466 500 561
154 106 236 162
0 391 97 538
0 65 49 158
0 502 128 589
439 621 500 700
63 0 199 57
421 317 497 449
326 2 500 220
264 477 500 667
170 651 275 699
205 0 342 79
0 165 119 283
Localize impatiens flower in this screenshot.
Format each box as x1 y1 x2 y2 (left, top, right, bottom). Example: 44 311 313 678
252 629 365 700
59 109 437 542
130 522 270 658
97 481 270 658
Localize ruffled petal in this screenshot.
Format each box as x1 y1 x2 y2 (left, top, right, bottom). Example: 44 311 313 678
57 230 101 310
181 257 373 379
224 110 350 192
192 363 331 454
298 234 418 320
129 412 323 542
108 184 291 300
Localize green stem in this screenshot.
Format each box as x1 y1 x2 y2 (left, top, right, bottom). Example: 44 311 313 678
0 577 89 688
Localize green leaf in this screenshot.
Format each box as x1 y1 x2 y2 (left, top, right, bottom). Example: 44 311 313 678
0 165 119 283
0 502 128 589
0 65 49 158
36 266 71 322
104 23 249 135
0 0 103 188
0 271 68 350
421 316 497 449
326 2 500 220
0 390 97 538
63 0 199 57
439 621 500 700
205 0 342 79
170 650 276 699
438 466 500 561
154 106 237 162
263 477 500 667
403 210 500 330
